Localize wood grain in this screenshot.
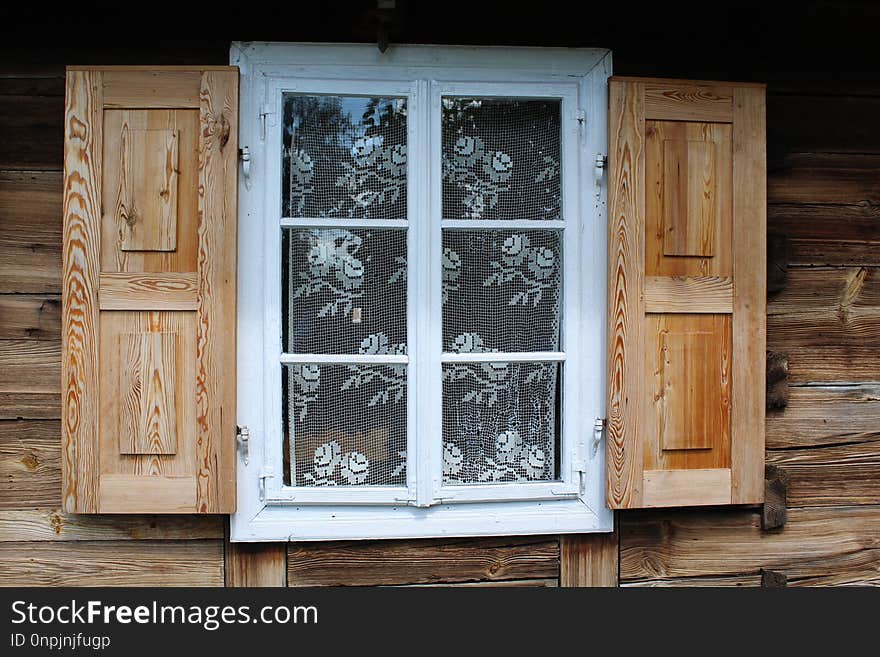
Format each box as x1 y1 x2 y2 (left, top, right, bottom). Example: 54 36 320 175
606 78 645 508
0 295 60 340
102 70 202 108
0 540 224 586
225 543 287 587
0 171 62 293
620 505 880 581
644 276 732 313
559 532 618 587
118 332 178 455
644 83 734 122
61 69 102 513
643 468 732 507
99 272 199 310
730 85 767 504
662 139 716 256
288 537 560 586
195 70 238 513
0 339 59 419
0 509 223 541
0 420 61 508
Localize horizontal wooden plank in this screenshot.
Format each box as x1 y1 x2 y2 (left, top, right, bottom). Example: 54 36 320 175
0 509 223 541
0 420 60 508
400 578 559 587
0 339 59 419
0 391 60 420
644 276 733 313
0 171 63 294
288 536 560 586
0 92 63 169
620 505 880 581
225 543 287 587
102 70 202 108
784 346 880 383
767 438 880 507
768 204 880 267
643 469 732 507
768 267 880 350
644 83 733 122
778 549 880 586
623 574 761 587
768 153 880 206
766 384 880 449
98 475 197 514
0 540 224 586
0 77 64 97
99 272 199 310
0 295 60 340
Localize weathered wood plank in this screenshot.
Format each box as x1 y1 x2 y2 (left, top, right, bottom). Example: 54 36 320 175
768 94 880 156
785 346 880 383
288 537 560 587
779 550 880 586
767 438 880 507
0 295 60 340
560 532 618 587
0 339 59 419
0 420 61 508
768 268 880 351
0 540 224 586
620 505 880 581
225 542 287 587
768 204 880 267
766 384 880 449
0 509 223 541
623 574 761 587
768 153 880 206
401 578 559 587
0 171 62 294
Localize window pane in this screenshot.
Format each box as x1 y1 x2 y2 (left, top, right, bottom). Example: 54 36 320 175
283 228 407 355
442 230 561 352
441 362 560 484
442 97 561 221
284 363 407 487
282 95 407 219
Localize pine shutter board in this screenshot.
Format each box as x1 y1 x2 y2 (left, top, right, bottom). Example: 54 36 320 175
606 77 766 509
62 67 238 514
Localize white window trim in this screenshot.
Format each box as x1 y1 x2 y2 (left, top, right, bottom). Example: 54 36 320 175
231 42 613 542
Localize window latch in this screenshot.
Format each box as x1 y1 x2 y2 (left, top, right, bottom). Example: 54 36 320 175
239 146 251 191
259 103 276 141
592 417 606 458
259 466 275 502
594 154 607 184
236 425 250 465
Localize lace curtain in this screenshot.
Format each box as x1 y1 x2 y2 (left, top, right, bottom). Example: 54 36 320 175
282 94 562 487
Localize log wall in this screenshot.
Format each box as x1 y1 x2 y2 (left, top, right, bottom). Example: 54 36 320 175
1 1 877 586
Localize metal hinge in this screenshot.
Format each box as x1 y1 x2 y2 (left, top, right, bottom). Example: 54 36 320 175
259 466 275 502
577 109 586 124
236 425 250 465
259 103 276 141
594 154 608 184
239 147 251 190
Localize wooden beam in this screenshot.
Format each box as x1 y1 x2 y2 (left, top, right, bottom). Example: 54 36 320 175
559 532 618 587
762 464 789 530
225 542 287 587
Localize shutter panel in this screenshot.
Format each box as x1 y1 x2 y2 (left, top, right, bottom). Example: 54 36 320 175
606 77 766 508
62 67 238 513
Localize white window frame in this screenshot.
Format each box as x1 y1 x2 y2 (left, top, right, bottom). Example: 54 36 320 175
231 42 613 542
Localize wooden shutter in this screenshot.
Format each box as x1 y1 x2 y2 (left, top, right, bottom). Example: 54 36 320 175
62 67 238 513
606 77 766 508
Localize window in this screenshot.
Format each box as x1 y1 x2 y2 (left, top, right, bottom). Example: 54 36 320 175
232 44 613 541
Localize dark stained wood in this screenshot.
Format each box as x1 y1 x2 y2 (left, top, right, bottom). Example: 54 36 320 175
768 94 880 157
767 232 787 294
0 509 223 541
0 420 61 508
225 542 287 587
767 438 880 507
766 351 788 409
766 384 880 449
288 537 560 586
768 153 880 206
0 171 63 294
768 204 880 267
0 91 64 170
0 296 60 341
760 569 787 587
620 505 880 581
762 464 789 530
0 540 224 586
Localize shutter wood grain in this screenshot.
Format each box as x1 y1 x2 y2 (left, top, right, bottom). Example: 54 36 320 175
62 67 237 513
607 77 765 509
